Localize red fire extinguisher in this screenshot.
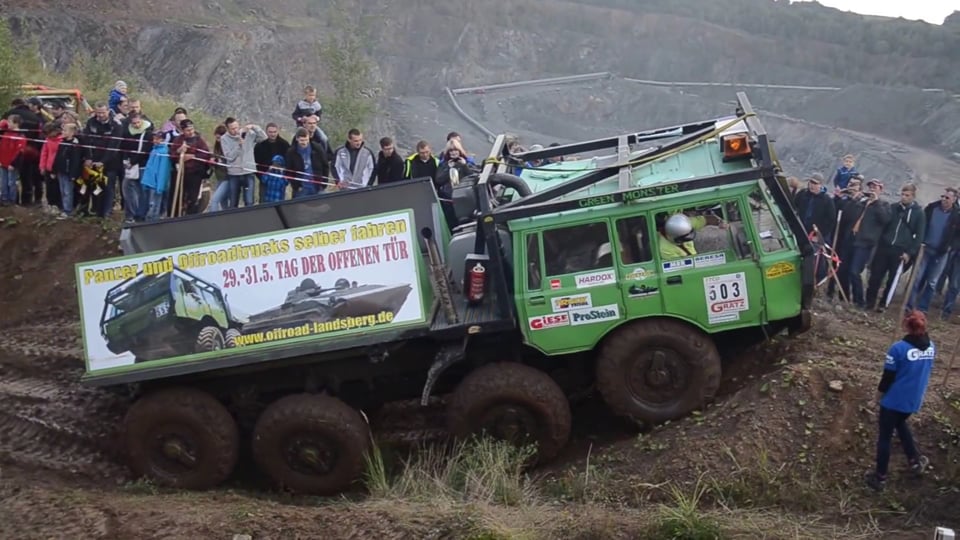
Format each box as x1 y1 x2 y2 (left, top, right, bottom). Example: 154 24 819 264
467 262 486 304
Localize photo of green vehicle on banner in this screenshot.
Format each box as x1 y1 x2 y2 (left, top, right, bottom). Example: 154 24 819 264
76 210 425 373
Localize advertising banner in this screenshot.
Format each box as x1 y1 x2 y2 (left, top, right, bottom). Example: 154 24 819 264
76 210 426 374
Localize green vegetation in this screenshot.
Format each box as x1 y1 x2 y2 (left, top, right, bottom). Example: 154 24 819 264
317 1 378 144
0 20 20 110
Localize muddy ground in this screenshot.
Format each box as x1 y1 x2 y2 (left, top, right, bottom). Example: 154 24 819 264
1 206 958 539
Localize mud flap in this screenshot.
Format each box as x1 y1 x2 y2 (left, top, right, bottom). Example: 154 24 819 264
420 339 468 406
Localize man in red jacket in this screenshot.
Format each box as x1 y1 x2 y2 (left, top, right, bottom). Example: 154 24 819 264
0 116 26 205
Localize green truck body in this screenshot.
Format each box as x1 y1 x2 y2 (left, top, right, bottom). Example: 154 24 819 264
74 93 815 497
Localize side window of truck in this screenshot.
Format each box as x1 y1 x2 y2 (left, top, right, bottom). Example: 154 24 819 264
542 222 612 276
615 216 652 264
526 233 542 291
652 199 753 261
748 188 789 253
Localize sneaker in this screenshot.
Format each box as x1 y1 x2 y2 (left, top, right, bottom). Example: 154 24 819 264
56 212 67 221
910 455 930 477
864 471 886 492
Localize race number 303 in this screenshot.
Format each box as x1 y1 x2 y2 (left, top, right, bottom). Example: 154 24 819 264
703 273 748 324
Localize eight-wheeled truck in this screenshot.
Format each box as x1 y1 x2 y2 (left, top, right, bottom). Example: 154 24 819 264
75 93 815 496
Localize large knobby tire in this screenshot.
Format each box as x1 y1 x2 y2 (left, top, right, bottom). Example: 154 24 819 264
447 362 571 463
252 394 371 496
196 326 225 353
596 319 721 425
123 387 240 490
224 328 242 348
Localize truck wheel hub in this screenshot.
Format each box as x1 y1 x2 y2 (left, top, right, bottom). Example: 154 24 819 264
157 434 198 467
286 436 336 475
627 348 687 403
479 404 538 444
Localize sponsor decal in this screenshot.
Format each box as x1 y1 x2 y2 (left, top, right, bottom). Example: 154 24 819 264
907 346 936 361
569 303 621 326
575 270 616 289
627 283 659 298
550 278 562 290
704 272 749 324
625 268 649 281
765 261 796 279
528 313 570 330
551 293 592 312
662 258 693 273
694 252 726 268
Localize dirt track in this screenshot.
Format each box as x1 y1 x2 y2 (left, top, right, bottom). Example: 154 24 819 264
1 206 958 539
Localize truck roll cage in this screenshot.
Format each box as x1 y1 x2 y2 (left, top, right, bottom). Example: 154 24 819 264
469 92 814 323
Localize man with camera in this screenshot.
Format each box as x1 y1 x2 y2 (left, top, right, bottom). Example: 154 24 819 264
906 187 960 314
843 179 891 309
827 175 863 301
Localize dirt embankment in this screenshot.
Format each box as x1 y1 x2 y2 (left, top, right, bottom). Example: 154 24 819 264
0 206 958 539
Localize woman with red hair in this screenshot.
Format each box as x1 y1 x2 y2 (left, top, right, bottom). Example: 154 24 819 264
865 310 935 491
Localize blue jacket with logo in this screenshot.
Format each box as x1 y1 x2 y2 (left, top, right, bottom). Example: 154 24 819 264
878 334 934 414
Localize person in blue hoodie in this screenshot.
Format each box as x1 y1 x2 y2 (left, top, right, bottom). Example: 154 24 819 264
109 81 128 114
832 154 858 192
864 310 934 492
140 131 171 221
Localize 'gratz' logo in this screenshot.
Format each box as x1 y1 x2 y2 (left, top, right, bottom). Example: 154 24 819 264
906 347 935 361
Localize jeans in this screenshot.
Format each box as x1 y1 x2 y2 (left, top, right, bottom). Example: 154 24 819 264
58 173 74 214
911 249 951 313
207 180 232 212
143 187 166 221
0 167 18 203
228 174 255 208
845 245 873 307
121 176 142 221
96 169 120 218
874 406 920 478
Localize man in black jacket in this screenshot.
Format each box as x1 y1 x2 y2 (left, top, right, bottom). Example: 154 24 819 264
83 102 124 218
794 174 836 283
866 183 926 311
254 123 290 197
375 137 404 185
843 179 891 308
909 187 960 313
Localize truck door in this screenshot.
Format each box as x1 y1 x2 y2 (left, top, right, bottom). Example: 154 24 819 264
518 220 625 354
652 195 766 329
612 214 662 319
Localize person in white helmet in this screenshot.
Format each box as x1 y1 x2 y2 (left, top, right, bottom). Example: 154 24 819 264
657 212 727 260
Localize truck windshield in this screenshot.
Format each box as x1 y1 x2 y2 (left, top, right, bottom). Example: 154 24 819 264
104 275 170 321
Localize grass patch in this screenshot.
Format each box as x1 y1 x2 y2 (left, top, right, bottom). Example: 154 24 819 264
649 475 723 540
363 436 539 506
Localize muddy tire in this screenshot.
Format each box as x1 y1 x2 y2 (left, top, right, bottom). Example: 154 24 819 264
224 328 242 348
252 393 371 496
123 387 239 490
195 326 224 353
447 362 571 463
596 318 721 425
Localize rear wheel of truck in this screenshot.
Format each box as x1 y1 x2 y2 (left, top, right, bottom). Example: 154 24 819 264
252 394 371 496
447 362 571 463
196 326 225 353
123 387 240 490
596 318 721 425
224 328 242 348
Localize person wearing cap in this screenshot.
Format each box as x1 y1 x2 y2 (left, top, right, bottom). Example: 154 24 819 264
260 154 289 203
109 81 128 114
844 178 891 308
866 183 925 312
828 176 864 301
169 119 212 215
907 187 960 314
794 173 836 281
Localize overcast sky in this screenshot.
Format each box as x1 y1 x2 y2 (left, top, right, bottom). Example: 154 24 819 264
790 0 958 24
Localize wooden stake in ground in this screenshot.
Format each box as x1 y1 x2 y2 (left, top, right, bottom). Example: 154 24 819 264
172 150 187 218
898 245 926 317
941 331 960 387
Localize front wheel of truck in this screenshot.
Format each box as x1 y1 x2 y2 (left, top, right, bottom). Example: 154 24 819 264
123 387 240 490
196 326 225 353
596 318 721 426
251 394 371 496
447 362 572 463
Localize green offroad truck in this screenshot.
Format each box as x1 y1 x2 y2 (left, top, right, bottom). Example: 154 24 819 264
100 266 245 362
74 92 814 496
